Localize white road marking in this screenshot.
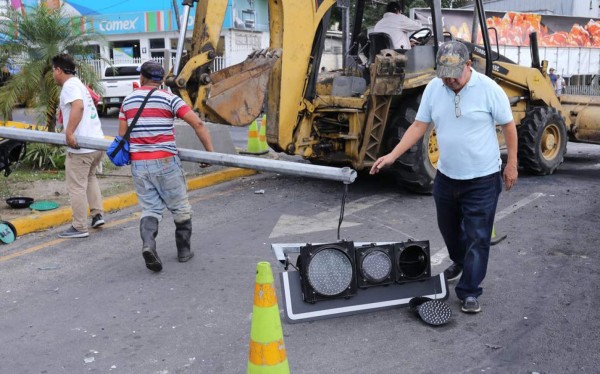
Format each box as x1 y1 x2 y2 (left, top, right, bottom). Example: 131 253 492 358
429 192 546 267
269 195 391 238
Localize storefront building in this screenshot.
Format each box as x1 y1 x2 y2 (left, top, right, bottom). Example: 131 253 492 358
6 0 269 69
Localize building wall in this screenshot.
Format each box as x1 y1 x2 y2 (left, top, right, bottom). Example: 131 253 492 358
463 0 600 17
5 0 270 64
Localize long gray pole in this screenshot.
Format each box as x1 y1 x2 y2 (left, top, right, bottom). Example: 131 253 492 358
0 128 357 184
173 4 192 76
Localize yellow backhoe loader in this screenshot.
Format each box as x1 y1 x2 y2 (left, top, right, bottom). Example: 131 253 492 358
166 0 600 193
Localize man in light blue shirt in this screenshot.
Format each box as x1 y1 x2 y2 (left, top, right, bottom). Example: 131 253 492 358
371 41 518 314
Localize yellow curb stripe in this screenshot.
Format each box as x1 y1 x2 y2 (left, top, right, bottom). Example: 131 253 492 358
11 207 73 237
1 121 46 131
186 168 256 190
253 283 277 308
248 338 287 366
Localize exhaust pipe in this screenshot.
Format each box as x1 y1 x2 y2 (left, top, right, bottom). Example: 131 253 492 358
529 32 541 70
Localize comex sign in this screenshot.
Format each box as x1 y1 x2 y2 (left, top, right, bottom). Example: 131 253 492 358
99 17 140 33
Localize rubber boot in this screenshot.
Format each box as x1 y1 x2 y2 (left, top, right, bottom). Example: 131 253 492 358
175 219 194 262
140 216 162 272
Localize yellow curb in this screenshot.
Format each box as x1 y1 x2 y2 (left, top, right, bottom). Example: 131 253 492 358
1 121 46 131
10 167 257 237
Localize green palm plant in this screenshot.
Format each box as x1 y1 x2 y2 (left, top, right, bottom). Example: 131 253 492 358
0 4 103 132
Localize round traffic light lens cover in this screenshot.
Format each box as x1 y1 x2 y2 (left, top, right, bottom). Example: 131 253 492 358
307 248 353 296
361 250 392 282
417 300 452 326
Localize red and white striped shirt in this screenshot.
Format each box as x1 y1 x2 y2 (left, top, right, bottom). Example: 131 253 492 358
119 86 192 160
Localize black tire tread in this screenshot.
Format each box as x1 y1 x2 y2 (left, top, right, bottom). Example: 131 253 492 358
518 106 567 175
383 94 435 194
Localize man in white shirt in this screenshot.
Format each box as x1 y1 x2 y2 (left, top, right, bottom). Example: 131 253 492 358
52 53 105 238
555 74 563 97
373 1 422 50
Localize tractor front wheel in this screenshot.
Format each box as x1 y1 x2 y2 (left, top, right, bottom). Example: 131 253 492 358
518 106 567 175
383 95 437 194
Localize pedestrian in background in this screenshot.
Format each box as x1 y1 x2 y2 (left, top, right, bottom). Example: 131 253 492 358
52 53 105 238
119 60 214 272
370 41 518 313
549 67 557 89
555 74 564 97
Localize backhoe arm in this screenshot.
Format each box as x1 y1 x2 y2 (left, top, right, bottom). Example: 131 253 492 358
166 0 228 113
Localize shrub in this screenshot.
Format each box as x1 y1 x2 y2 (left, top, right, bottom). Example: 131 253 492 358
22 143 66 170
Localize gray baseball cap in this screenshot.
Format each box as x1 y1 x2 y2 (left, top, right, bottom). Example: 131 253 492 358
436 41 469 79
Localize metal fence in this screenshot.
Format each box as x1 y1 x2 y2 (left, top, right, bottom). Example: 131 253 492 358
8 55 225 78
83 56 225 77
564 85 600 96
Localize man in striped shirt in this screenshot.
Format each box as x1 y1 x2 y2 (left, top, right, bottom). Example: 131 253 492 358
118 60 214 272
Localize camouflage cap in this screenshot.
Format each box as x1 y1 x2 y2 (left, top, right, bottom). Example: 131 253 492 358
435 41 469 79
138 60 165 81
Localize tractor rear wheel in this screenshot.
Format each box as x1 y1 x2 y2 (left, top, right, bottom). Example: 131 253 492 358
518 106 567 175
383 95 437 194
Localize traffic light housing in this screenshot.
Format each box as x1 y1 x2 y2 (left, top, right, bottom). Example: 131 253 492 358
297 240 431 303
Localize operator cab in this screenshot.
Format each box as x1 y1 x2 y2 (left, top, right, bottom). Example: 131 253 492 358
365 27 436 74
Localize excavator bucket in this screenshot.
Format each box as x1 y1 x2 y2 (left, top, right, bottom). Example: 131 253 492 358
204 49 281 127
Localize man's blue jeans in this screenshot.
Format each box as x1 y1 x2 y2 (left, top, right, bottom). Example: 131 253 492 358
131 156 192 223
432 171 502 300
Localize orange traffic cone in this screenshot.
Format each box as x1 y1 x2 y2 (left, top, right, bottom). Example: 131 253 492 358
247 262 290 374
241 116 268 155
258 114 268 153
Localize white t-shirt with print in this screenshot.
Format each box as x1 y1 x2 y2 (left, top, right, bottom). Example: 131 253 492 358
59 77 104 154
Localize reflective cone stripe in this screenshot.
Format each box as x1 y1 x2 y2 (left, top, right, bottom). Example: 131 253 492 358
254 282 277 308
246 120 260 149
248 262 290 374
258 115 267 144
248 125 259 139
248 338 287 366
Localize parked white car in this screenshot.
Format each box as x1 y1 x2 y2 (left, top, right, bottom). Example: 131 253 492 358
99 64 140 116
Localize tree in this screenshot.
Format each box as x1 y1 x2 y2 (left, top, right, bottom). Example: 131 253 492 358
0 4 102 132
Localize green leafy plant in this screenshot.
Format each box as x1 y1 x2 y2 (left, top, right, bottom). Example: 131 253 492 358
0 4 104 130
22 143 65 170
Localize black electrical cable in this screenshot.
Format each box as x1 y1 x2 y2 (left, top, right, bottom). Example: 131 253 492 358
337 183 348 241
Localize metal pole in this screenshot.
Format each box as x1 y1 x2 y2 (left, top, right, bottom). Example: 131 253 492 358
0 128 357 184
341 5 350 69
471 0 479 44
173 2 194 76
172 0 181 30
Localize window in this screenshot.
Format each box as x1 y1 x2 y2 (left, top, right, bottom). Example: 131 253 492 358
109 40 140 60
104 65 140 78
150 38 165 49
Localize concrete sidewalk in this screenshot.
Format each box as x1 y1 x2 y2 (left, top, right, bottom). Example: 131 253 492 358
10 167 257 237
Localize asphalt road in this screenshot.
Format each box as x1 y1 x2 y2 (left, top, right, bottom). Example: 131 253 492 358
1 141 599 373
